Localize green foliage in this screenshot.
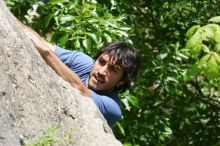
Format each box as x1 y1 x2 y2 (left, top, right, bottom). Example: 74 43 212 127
6 0 220 145
22 0 132 55
209 16 220 23
183 22 220 84
112 0 220 145
4 0 37 21
25 125 75 146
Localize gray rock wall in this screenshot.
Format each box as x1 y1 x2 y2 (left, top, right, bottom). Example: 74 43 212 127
0 0 122 145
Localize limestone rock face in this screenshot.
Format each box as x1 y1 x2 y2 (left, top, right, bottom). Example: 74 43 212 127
0 0 122 146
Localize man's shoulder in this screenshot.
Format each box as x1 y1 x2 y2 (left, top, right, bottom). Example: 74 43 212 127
75 51 94 63
55 46 94 67
90 89 121 127
91 89 121 107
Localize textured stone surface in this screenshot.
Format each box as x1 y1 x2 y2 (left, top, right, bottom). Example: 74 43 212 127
0 0 122 145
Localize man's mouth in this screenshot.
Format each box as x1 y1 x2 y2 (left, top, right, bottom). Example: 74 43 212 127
94 75 105 83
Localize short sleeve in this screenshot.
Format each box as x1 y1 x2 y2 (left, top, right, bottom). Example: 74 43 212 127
90 90 122 127
54 46 94 84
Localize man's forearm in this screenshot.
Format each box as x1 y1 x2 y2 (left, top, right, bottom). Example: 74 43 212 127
41 49 91 97
15 18 90 97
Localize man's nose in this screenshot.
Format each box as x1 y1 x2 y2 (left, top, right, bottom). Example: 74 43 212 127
98 65 107 76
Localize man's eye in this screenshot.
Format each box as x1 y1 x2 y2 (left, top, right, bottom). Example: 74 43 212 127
112 69 117 73
109 66 118 73
99 59 105 65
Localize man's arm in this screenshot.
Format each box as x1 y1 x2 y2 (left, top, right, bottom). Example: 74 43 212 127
42 49 91 97
16 19 56 52
17 20 91 97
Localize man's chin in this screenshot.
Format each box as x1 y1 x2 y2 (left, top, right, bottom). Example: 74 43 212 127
88 84 101 91
88 82 114 93
88 85 107 93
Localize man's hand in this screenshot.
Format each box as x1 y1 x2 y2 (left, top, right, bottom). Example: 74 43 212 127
23 28 50 54
23 28 45 49
15 18 56 53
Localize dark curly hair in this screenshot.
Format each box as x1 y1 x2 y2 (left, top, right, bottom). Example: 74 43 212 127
94 41 140 92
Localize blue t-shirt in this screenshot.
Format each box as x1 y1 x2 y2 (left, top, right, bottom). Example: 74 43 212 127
55 47 122 127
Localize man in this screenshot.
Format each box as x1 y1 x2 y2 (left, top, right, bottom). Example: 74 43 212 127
18 21 139 127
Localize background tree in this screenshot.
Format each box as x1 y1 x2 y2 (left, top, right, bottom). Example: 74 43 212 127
5 0 220 145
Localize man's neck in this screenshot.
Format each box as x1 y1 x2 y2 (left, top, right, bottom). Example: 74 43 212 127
86 80 116 95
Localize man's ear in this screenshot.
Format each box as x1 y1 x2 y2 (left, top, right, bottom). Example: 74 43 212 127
117 80 126 86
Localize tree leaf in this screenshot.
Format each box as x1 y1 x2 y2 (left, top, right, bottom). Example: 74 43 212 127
121 98 131 111
57 34 68 47
106 21 118 28
44 13 54 30
191 45 202 57
48 0 66 5
103 33 112 43
60 15 74 22
119 27 131 31
186 25 200 38
208 16 220 23
127 95 140 108
204 53 220 80
82 37 91 50
156 53 168 60
74 39 81 49
203 24 219 31
202 26 215 38
88 19 98 23
214 43 220 53
214 28 220 43
115 30 128 37
213 52 220 65
87 32 98 43
177 52 189 59
200 44 210 53
198 53 211 68
123 142 133 146
116 123 125 136
186 54 211 80
185 31 202 49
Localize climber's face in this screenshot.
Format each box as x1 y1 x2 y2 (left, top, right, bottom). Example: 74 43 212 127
88 52 125 92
